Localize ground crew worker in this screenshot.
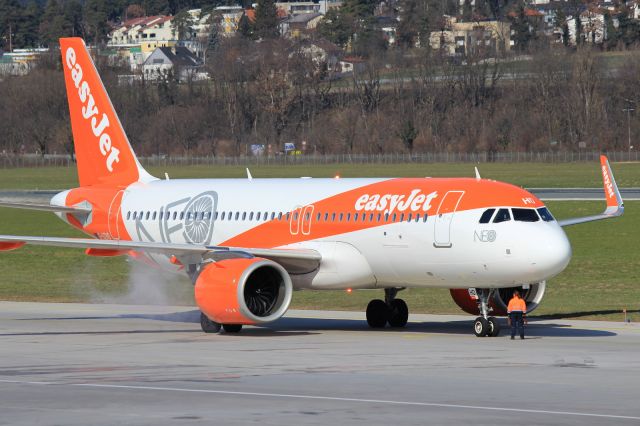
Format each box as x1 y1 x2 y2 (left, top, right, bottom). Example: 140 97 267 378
507 290 527 340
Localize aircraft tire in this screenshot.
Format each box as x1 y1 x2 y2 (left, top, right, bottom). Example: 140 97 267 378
200 312 221 333
388 299 409 328
366 299 389 328
474 317 489 337
488 317 500 337
223 324 243 333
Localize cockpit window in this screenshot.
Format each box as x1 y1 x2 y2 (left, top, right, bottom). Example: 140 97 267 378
493 208 511 223
537 207 555 222
512 208 540 222
479 209 495 224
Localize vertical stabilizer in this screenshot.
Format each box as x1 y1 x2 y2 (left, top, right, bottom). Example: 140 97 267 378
59 38 154 187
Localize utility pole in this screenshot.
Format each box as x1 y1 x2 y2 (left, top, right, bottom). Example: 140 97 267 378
8 23 12 53
623 106 634 160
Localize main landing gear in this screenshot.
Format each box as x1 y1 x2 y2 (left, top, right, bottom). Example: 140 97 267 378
366 288 409 328
199 312 243 334
473 289 500 337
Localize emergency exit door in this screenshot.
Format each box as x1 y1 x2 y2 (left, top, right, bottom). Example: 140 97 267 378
433 191 465 248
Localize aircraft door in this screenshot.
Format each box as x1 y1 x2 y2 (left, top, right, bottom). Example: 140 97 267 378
433 191 465 248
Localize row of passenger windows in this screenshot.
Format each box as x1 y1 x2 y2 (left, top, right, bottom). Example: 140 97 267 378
479 207 554 224
126 210 431 223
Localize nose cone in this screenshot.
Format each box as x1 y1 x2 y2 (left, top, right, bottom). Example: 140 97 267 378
530 225 572 279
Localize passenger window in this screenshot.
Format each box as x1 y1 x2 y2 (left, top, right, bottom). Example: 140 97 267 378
221 212 226 220
172 211 177 220
145 211 150 220
537 207 555 222
152 211 157 220
332 213 336 221
235 212 239 220
415 213 420 222
324 212 329 221
493 208 511 223
126 212 131 220
286 213 290 221
400 213 405 222
369 213 374 222
249 212 253 220
423 214 428 222
242 212 246 220
385 213 389 221
479 209 495 224
354 213 358 221
512 208 540 222
180 212 184 220
347 213 351 221
132 212 137 220
339 213 344 221
377 213 381 222
213 212 217 220
271 212 275 220
407 213 412 222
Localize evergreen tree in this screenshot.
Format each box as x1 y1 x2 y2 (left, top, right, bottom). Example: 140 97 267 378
173 8 195 39
63 0 83 37
16 1 41 48
238 12 253 39
317 8 352 47
83 0 111 43
253 0 279 39
0 0 21 51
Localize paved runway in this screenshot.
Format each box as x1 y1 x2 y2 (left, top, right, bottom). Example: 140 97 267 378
1 302 639 425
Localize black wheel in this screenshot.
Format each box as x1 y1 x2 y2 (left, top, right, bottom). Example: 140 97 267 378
474 317 489 337
200 312 221 333
487 317 500 337
223 324 243 333
388 299 409 328
366 299 389 328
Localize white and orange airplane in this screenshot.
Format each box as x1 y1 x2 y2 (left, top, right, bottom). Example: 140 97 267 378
0 38 625 336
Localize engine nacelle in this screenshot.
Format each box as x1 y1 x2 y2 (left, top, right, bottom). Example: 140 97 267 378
450 282 546 316
194 257 293 325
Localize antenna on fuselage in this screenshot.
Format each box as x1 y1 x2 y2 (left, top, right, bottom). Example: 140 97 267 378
474 167 481 181
246 168 253 181
164 172 170 180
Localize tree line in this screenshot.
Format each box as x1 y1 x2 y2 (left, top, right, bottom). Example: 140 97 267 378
1 38 639 158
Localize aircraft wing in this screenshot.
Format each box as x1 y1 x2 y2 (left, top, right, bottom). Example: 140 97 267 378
0 201 91 214
558 155 624 227
0 235 321 274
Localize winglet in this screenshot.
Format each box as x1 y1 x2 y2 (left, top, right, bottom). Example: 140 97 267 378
558 155 624 227
600 155 623 213
474 167 481 181
246 168 253 181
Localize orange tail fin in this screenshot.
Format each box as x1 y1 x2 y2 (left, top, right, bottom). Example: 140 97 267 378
60 38 154 187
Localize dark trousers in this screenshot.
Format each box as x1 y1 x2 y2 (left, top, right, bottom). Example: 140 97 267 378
510 312 524 338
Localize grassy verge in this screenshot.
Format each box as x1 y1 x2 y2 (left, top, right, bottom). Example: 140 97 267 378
0 160 638 189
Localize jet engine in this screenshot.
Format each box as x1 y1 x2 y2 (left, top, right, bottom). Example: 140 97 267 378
450 282 546 316
194 257 293 325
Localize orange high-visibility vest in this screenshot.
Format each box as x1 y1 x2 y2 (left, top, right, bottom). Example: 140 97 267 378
507 296 527 313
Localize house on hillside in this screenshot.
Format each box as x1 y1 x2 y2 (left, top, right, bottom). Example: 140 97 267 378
280 12 323 38
429 17 511 57
142 46 204 82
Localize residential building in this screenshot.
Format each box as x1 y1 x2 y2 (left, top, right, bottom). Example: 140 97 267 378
429 17 511 57
281 12 323 38
108 15 174 45
142 46 204 82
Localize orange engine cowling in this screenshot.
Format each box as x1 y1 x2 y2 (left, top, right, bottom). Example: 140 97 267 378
194 257 293 325
450 282 546 316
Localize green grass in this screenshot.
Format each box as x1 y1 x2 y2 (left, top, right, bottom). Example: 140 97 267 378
1 161 639 189
0 165 638 322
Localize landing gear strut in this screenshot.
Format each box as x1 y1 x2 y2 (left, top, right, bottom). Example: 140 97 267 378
366 288 409 328
473 289 500 337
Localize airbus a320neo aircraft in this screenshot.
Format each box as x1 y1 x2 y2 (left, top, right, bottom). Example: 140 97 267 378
0 38 625 336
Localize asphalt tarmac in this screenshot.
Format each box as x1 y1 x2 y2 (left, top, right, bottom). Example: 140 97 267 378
1 302 639 425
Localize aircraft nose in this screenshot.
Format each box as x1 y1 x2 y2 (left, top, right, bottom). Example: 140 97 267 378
531 226 572 279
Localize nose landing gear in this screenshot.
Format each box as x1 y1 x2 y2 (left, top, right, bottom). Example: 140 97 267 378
474 289 500 337
366 288 409 328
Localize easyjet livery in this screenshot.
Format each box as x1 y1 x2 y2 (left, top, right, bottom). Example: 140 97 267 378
0 39 625 336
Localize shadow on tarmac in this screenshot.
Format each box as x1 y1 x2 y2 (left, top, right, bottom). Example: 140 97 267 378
19 309 617 338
